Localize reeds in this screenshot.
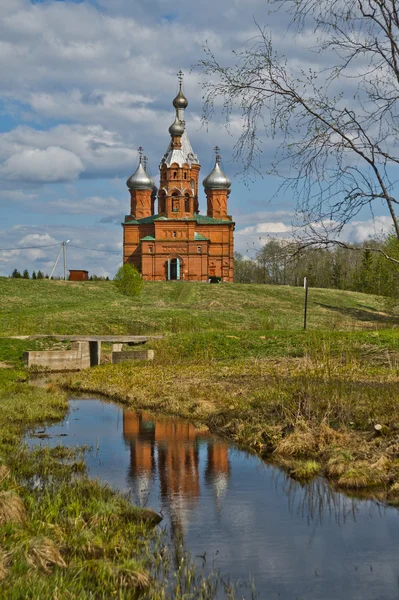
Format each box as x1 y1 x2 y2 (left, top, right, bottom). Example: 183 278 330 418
25 537 67 572
0 491 25 525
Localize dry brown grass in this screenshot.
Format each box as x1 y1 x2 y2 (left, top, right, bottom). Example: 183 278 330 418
26 537 67 572
116 566 151 589
337 462 388 489
0 550 8 581
0 465 10 483
387 482 399 503
325 455 352 478
282 459 322 482
84 559 151 591
275 421 318 457
0 491 25 525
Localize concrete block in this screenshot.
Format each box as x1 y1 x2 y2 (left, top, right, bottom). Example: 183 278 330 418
24 341 90 371
112 349 155 364
112 343 123 352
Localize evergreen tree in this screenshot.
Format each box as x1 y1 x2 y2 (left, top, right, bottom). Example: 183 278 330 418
22 269 29 279
355 249 374 294
11 269 21 278
37 270 44 279
32 271 37 280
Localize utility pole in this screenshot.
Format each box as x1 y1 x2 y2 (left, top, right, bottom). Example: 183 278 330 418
63 241 67 280
303 277 309 330
50 240 70 280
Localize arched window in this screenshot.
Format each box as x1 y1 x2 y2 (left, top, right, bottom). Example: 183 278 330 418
159 190 166 213
184 172 187 179
184 193 190 212
172 192 179 212
174 171 177 179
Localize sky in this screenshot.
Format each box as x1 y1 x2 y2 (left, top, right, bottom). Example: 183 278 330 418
0 0 395 277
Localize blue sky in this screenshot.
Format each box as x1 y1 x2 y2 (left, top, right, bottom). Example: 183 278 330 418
0 0 393 277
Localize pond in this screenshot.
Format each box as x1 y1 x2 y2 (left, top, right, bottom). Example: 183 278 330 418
29 398 399 600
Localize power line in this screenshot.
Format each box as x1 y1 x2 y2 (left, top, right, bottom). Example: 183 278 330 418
0 243 61 251
0 243 121 254
68 244 121 254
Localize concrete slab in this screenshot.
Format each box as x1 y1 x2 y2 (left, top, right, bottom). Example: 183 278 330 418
24 341 91 371
112 349 155 364
9 335 163 344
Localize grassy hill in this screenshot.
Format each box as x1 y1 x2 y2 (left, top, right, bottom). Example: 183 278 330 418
0 277 397 336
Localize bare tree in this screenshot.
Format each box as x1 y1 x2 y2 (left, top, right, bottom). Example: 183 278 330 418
198 0 399 262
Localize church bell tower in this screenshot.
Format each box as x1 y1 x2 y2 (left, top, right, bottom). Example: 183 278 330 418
158 71 201 218
122 71 235 282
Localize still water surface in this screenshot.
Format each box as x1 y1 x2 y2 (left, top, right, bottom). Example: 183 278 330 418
29 398 399 600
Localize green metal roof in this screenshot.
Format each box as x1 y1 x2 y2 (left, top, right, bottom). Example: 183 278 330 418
194 213 234 225
140 235 155 241
194 232 209 241
123 213 234 226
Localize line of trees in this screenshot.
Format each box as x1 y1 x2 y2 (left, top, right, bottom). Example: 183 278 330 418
235 235 399 298
9 270 110 281
199 0 399 266
11 269 46 279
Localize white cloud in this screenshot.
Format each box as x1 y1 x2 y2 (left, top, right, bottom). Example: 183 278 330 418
0 146 84 183
0 189 38 203
37 195 124 216
236 222 292 236
233 214 397 256
234 210 294 226
0 0 395 276
0 125 137 182
341 216 394 243
0 224 122 277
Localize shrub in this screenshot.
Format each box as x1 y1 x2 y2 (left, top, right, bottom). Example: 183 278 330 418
113 264 143 297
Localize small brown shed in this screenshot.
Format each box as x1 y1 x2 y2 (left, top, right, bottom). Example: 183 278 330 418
69 270 89 281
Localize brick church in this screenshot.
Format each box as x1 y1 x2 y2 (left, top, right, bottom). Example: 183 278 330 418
122 73 234 282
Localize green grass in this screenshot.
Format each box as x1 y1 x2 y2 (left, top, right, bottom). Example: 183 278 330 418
0 344 232 598
1 277 397 336
2 277 399 594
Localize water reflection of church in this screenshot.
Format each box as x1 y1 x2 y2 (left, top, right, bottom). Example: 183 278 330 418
123 411 230 536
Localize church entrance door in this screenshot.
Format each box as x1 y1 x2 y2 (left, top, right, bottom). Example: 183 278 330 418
168 258 180 280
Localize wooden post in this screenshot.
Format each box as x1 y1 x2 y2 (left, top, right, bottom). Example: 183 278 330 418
304 277 309 330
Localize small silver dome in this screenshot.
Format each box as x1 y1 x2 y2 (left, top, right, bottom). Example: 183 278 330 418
173 87 188 109
150 175 158 192
203 161 231 190
169 113 185 137
126 162 154 191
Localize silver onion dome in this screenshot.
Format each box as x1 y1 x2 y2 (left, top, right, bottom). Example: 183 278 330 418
169 113 185 137
173 87 188 109
126 161 154 191
143 155 157 193
203 161 231 190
